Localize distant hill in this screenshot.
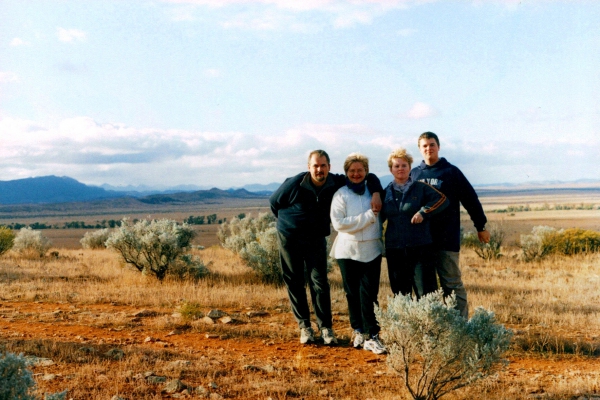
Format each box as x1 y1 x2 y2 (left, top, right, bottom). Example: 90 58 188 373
138 188 267 204
0 176 123 205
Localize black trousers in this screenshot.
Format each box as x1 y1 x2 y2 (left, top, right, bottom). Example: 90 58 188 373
386 244 438 297
277 232 332 330
337 256 382 336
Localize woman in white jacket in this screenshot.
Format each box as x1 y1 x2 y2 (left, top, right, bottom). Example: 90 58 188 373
330 153 386 355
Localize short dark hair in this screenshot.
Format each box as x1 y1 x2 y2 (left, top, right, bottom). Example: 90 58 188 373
308 150 330 164
418 131 440 147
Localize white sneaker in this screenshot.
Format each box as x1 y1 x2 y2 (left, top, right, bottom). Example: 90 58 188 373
352 330 365 348
300 327 315 344
321 327 338 345
364 335 387 355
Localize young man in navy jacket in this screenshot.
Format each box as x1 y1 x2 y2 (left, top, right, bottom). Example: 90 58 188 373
410 132 490 319
270 150 382 345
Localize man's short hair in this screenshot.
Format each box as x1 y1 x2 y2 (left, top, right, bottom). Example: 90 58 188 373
418 131 440 147
308 150 330 164
387 147 414 168
343 152 369 174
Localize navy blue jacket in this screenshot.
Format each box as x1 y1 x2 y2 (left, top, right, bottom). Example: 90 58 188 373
410 157 487 252
380 180 448 249
270 172 382 239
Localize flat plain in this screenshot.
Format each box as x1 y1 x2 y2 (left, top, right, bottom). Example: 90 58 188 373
0 189 599 399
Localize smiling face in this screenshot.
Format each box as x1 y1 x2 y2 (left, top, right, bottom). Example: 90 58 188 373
390 157 411 184
308 154 330 186
418 137 440 166
346 161 366 184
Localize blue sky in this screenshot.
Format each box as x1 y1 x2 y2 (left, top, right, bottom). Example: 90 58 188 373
1 0 599 189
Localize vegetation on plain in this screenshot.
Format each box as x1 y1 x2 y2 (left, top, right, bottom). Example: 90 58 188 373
0 226 15 256
12 227 51 258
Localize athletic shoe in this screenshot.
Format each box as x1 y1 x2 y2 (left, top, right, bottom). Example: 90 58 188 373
364 335 387 355
300 327 315 344
321 327 338 345
352 330 365 348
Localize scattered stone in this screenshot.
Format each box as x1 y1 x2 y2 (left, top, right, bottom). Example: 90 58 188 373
144 371 155 377
42 373 57 381
111 396 125 400
104 348 124 360
207 309 226 319
24 356 55 367
163 379 187 393
205 334 219 339
262 364 275 373
166 360 192 370
209 394 224 400
218 316 233 324
167 329 182 336
199 316 215 325
209 381 218 389
318 389 329 396
246 310 269 317
195 386 209 396
144 336 157 343
147 376 167 384
242 364 261 371
132 309 157 317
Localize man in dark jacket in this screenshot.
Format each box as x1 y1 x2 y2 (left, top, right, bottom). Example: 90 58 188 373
270 150 382 345
410 132 490 319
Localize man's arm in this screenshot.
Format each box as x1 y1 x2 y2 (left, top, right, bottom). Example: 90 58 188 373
269 176 295 217
455 168 489 243
365 173 383 213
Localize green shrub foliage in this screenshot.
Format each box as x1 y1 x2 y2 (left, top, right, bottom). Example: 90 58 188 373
13 227 52 257
106 218 199 281
461 223 505 261
0 352 36 400
377 290 512 400
80 228 111 249
0 227 15 256
218 213 283 285
520 226 600 261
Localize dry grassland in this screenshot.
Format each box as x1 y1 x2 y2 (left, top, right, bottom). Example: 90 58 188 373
1 193 599 399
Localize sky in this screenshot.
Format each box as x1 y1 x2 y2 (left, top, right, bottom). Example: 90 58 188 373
1 0 599 190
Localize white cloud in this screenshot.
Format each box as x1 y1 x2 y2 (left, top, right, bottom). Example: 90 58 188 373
403 102 438 119
397 28 417 37
57 27 87 43
0 71 20 83
9 38 29 46
1 116 598 188
204 68 222 77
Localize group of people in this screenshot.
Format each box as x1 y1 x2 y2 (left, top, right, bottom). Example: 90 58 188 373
269 132 490 354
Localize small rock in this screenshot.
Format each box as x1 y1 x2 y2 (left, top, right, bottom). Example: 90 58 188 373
147 376 167 384
132 309 157 317
318 389 329 396
209 394 224 400
104 348 124 360
199 316 215 325
242 364 261 371
219 316 233 324
111 396 125 400
144 371 155 377
144 336 157 343
207 309 226 319
209 381 218 389
166 360 191 370
24 356 54 367
205 334 219 339
246 310 269 317
163 379 187 393
42 373 57 381
195 386 208 396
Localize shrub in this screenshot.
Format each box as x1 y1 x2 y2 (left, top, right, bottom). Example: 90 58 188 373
13 227 52 257
0 352 36 400
218 213 283 285
0 227 15 256
168 253 209 281
376 290 512 400
105 218 197 281
519 225 557 262
461 223 504 261
520 226 600 261
178 302 204 322
80 228 111 249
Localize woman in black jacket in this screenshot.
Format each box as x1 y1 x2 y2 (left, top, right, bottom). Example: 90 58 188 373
380 148 448 297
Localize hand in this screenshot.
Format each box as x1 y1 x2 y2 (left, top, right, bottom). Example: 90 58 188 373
371 192 382 213
411 212 423 224
478 230 491 244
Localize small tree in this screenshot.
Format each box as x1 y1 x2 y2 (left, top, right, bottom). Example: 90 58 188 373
105 218 196 281
376 290 512 400
0 352 36 400
461 223 504 261
80 228 111 249
0 227 15 256
13 227 52 257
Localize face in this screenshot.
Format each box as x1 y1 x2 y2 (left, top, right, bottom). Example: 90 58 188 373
308 154 330 186
346 161 367 184
390 158 411 183
418 138 440 165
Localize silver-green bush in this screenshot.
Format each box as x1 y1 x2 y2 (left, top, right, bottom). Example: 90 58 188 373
0 226 15 256
0 352 36 400
218 213 282 285
376 290 512 400
13 227 52 257
519 225 557 262
105 218 198 281
461 223 504 261
80 228 111 249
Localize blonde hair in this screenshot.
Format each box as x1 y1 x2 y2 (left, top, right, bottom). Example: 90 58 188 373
387 147 413 168
343 152 369 174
